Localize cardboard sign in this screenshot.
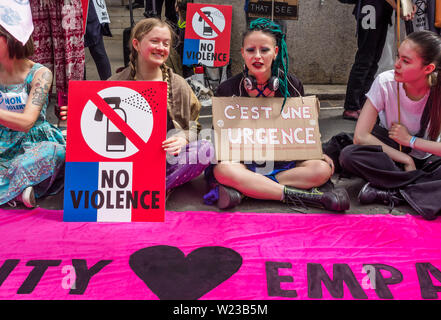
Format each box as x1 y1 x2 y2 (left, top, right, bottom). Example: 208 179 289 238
212 96 322 162
63 81 167 222
183 3 232 67
247 0 299 20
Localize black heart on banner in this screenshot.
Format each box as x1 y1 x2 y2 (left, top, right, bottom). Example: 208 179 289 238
128 245 243 300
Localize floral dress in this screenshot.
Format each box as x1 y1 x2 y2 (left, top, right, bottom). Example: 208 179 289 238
0 63 66 205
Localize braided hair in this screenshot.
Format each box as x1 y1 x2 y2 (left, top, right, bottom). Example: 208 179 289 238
245 18 291 110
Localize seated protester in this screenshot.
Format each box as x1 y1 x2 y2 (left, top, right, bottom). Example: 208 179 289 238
109 18 214 191
340 30 441 220
208 18 350 212
0 26 65 208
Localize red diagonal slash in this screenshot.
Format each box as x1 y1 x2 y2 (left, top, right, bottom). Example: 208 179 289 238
90 94 147 151
196 8 222 37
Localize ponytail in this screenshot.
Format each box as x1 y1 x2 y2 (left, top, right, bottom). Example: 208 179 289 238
428 70 441 140
406 31 441 140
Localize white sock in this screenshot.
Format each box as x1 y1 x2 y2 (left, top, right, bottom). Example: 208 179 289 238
280 186 286 201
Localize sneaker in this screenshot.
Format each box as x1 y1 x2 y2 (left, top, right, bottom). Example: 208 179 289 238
217 185 242 210
284 186 350 212
342 109 361 121
358 182 403 209
16 186 37 208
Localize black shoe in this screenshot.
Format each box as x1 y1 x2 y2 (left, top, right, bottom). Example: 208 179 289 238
217 185 242 210
143 11 158 18
283 186 350 212
126 2 144 9
342 109 360 121
358 183 404 207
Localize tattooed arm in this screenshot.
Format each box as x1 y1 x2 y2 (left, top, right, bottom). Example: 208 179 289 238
0 67 52 132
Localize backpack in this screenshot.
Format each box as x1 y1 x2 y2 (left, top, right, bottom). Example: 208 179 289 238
337 0 357 4
322 132 354 174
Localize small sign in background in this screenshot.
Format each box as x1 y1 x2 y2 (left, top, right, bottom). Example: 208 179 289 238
247 0 298 20
183 3 232 67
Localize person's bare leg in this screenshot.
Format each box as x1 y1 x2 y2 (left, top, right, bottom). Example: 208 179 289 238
214 162 284 200
213 160 349 212
275 159 332 189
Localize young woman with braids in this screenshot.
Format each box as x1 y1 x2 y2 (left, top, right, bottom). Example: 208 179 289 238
109 18 213 191
0 26 65 208
340 30 441 220
206 18 350 212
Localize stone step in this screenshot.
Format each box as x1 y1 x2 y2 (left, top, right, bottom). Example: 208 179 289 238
107 0 126 6
304 85 346 100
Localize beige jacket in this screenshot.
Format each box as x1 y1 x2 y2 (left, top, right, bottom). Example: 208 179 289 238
109 65 201 142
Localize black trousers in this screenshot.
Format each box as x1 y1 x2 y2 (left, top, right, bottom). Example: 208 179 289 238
87 37 112 80
340 144 441 220
145 0 177 24
344 0 393 111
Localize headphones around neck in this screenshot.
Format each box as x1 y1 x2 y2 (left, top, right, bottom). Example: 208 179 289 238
243 66 280 93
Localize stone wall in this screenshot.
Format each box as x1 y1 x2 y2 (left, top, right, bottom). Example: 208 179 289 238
194 0 359 84
109 0 359 84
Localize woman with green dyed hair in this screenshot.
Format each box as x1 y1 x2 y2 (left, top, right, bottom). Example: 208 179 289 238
205 18 350 212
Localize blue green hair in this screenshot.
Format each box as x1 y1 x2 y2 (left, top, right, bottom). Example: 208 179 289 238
245 18 291 109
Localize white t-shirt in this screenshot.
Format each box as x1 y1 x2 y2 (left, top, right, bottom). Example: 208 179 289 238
366 70 434 159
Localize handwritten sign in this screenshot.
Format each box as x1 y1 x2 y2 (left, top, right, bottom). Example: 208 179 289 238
212 96 322 162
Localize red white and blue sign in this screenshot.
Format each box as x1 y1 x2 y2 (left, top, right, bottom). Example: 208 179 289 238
183 3 232 67
63 81 167 222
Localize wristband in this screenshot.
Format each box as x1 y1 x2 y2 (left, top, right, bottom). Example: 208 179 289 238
409 136 417 148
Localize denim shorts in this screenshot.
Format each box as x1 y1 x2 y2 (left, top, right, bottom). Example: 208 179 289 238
245 161 297 183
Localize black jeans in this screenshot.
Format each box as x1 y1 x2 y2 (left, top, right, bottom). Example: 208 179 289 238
145 0 177 24
340 144 441 220
344 0 392 111
88 37 112 81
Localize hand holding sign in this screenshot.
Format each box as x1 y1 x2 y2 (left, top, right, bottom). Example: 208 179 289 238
162 136 188 156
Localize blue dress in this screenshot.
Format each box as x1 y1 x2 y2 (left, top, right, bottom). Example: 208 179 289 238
0 63 66 205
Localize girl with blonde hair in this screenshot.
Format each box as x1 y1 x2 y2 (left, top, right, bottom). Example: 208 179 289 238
110 18 214 191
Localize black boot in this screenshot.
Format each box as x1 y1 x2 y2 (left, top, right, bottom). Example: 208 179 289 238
217 185 243 210
283 186 350 212
126 1 144 9
358 183 404 207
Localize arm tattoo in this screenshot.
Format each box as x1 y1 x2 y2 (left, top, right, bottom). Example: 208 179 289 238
31 71 51 110
41 70 52 82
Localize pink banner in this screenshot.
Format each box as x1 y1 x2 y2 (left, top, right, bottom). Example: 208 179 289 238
1 208 441 300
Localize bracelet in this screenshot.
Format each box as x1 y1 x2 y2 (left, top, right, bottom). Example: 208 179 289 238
409 136 417 149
